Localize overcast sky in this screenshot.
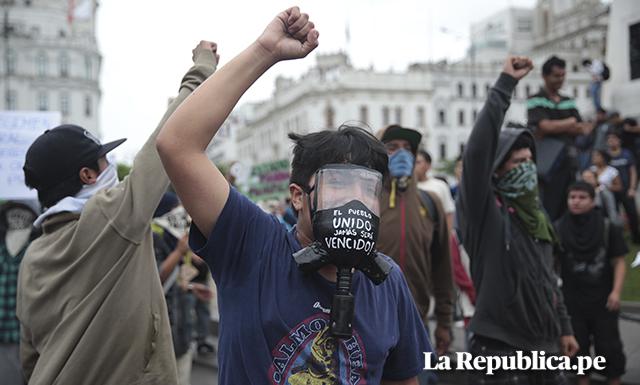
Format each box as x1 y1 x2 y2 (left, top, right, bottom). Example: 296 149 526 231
96 0 536 163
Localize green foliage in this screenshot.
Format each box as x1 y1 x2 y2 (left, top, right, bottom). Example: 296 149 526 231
435 158 458 176
117 163 132 180
623 239 640 301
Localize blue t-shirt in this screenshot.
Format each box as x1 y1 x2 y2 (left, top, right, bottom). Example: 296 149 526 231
609 148 636 189
190 188 431 385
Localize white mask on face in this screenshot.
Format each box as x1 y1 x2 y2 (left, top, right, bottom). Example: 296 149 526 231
33 162 119 227
4 207 36 257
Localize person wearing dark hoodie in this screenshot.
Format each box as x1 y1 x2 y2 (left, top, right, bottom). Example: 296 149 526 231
458 56 579 385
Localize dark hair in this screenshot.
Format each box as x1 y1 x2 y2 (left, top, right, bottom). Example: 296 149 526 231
582 59 592 67
499 134 534 170
568 181 595 200
542 55 566 76
596 107 607 115
288 125 389 188
624 117 638 126
592 149 611 164
417 149 432 164
26 160 101 208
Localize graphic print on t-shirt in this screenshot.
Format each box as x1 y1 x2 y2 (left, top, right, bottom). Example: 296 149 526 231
269 313 367 385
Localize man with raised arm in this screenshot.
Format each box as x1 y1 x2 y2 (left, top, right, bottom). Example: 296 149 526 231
457 56 579 384
18 42 218 385
157 7 431 385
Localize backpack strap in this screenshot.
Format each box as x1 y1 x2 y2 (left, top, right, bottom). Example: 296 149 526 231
418 189 439 225
603 217 610 252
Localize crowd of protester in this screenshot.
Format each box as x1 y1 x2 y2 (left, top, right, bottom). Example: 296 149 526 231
0 6 637 385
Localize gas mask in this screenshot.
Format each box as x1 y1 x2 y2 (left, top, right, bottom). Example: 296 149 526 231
293 164 392 338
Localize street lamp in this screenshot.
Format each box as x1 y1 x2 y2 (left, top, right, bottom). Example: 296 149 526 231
1 0 15 109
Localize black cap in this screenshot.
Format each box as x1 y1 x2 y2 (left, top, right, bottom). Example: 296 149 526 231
23 124 126 191
379 124 422 154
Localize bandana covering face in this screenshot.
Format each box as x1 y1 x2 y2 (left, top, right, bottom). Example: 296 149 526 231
34 163 119 227
495 160 538 198
388 149 414 178
496 161 557 243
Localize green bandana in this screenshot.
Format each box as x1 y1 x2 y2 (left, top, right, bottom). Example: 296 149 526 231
496 161 557 243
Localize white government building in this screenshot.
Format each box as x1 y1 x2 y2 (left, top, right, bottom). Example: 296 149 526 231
209 0 609 181
0 0 101 136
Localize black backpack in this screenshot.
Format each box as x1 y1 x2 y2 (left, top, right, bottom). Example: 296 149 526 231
602 63 611 81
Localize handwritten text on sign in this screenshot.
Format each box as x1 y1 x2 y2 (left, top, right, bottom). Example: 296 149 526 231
0 111 61 200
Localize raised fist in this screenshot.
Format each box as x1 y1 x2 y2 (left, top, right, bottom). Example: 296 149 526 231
503 55 533 80
193 40 220 66
256 6 319 62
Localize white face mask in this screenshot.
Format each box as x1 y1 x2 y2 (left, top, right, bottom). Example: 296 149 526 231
4 207 36 257
33 162 120 227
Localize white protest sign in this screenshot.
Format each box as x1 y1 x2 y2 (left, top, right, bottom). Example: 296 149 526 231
0 111 61 200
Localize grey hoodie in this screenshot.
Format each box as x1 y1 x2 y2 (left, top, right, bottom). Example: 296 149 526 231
457 73 572 352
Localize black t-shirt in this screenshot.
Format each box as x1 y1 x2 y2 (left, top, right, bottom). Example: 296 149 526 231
527 88 582 144
558 218 628 314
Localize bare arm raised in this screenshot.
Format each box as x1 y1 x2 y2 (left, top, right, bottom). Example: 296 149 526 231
157 7 318 237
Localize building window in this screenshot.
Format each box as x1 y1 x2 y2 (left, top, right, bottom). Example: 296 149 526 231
84 95 92 117
324 104 334 128
439 142 447 160
472 109 478 122
517 18 532 32
60 92 70 116
359 105 368 123
525 84 531 97
457 82 464 97
85 55 93 79
5 90 17 110
438 109 446 125
382 106 390 126
573 87 578 98
394 107 402 125
458 109 465 126
6 49 16 75
38 92 48 111
417 106 425 127
471 83 477 98
630 22 640 80
59 52 70 78
485 83 490 95
459 143 465 155
36 51 47 77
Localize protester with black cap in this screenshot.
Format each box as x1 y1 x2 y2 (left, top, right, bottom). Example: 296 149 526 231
458 55 579 384
376 124 454 363
16 41 218 385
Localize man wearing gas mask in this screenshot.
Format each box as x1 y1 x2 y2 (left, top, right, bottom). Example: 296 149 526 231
376 125 454 359
457 56 579 384
0 201 39 385
157 7 431 384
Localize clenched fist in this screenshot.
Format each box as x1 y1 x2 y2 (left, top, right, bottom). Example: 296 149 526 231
256 6 319 62
503 55 534 81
